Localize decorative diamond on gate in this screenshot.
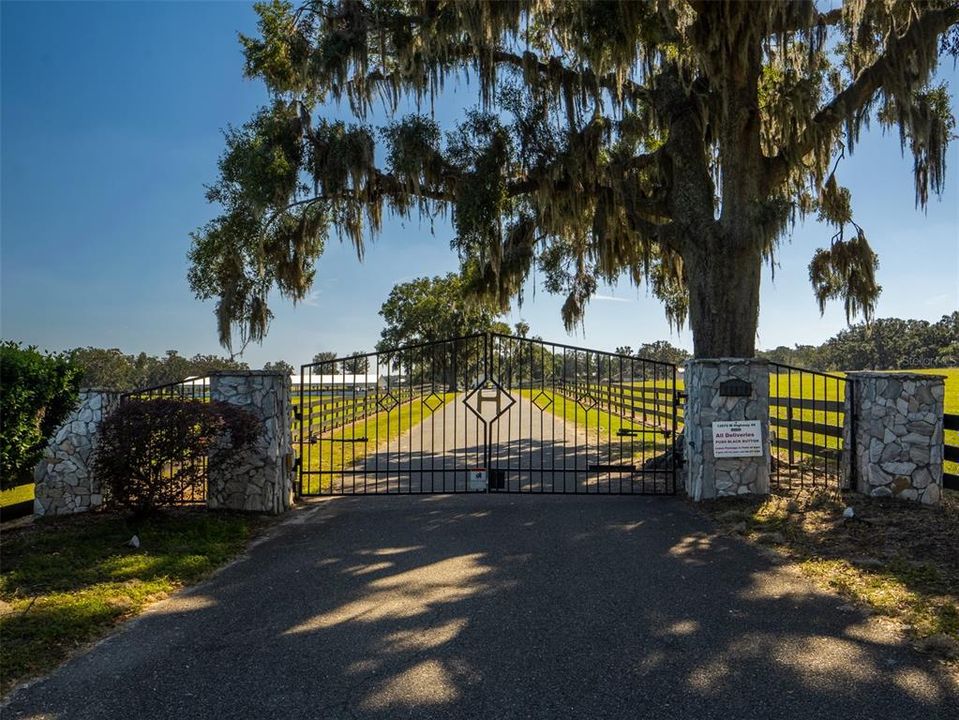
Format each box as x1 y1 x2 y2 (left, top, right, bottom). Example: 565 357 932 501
463 376 516 424
577 393 597 411
378 392 399 412
532 390 553 411
422 392 444 413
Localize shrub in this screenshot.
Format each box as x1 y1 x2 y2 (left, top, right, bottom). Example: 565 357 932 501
94 399 260 517
0 342 81 489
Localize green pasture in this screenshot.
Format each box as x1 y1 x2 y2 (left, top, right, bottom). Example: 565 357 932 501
1 484 34 508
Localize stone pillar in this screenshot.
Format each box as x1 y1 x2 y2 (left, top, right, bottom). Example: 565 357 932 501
683 359 770 501
34 389 121 517
844 372 945 505
207 372 294 514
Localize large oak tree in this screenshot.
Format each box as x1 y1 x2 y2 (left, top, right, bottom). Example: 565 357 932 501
190 0 958 358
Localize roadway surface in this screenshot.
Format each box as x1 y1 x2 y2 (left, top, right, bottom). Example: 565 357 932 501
4 494 956 719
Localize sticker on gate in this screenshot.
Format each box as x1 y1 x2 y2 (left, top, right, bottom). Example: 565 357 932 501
468 469 487 492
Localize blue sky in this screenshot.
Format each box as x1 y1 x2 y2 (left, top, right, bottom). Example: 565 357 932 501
2 1 957 369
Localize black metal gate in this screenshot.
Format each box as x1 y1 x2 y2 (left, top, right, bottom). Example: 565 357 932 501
768 362 847 493
296 334 679 495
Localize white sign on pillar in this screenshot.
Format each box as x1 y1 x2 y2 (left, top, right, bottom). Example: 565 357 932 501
712 420 763 458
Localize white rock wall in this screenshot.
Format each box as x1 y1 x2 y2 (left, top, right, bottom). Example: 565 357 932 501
207 372 294 514
34 389 120 516
844 372 945 505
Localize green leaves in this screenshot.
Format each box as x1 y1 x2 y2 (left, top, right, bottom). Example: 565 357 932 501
240 0 310 95
0 343 81 489
191 0 958 357
808 230 881 323
377 273 505 350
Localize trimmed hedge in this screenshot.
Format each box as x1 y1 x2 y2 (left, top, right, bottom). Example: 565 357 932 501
0 342 81 490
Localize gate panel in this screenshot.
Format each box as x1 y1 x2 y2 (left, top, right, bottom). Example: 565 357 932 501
296 334 679 495
485 335 678 494
768 362 847 492
297 335 488 495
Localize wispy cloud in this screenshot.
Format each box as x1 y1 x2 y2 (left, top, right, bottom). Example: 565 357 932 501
302 291 321 307
923 292 953 306
593 294 632 303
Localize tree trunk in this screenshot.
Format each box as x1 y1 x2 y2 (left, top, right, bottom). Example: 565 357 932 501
684 235 762 359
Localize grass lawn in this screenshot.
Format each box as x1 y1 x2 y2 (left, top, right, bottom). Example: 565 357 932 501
703 489 959 668
0 510 268 695
0 483 34 508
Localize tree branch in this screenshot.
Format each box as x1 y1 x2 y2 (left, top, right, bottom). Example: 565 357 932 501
769 7 843 35
361 43 653 107
620 187 679 254
766 5 959 187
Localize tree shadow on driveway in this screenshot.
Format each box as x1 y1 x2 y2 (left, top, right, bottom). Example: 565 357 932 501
4 495 957 719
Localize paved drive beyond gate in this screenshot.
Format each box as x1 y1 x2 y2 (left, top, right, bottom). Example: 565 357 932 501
296 334 679 495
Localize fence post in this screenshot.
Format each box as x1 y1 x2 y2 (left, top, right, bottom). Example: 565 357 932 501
683 358 770 501
34 388 121 517
843 371 945 505
207 372 294 514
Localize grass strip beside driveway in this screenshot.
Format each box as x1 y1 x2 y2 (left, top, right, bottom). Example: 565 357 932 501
703 489 959 670
0 511 267 696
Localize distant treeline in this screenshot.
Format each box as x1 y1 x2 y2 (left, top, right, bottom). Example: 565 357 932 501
62 348 296 391
757 312 957 371
60 312 958 389
64 348 249 390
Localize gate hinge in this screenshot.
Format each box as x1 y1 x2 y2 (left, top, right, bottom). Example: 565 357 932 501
293 408 302 422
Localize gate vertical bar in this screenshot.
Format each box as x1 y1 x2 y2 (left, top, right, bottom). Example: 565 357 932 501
298 363 305 496
672 362 678 494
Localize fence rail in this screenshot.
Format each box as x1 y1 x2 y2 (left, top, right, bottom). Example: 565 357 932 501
945 412 959 491
296 384 435 441
553 381 681 432
121 375 210 402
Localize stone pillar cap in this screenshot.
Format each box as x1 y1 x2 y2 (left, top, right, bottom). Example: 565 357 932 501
845 371 946 380
684 357 770 365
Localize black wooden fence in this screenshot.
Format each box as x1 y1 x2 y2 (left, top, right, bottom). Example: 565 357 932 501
945 412 959 491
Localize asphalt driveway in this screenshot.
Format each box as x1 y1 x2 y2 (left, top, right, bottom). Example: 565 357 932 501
4 495 957 719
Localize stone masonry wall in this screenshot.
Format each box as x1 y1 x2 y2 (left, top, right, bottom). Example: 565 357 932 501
684 359 770 501
34 389 120 517
207 372 294 514
843 372 945 505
